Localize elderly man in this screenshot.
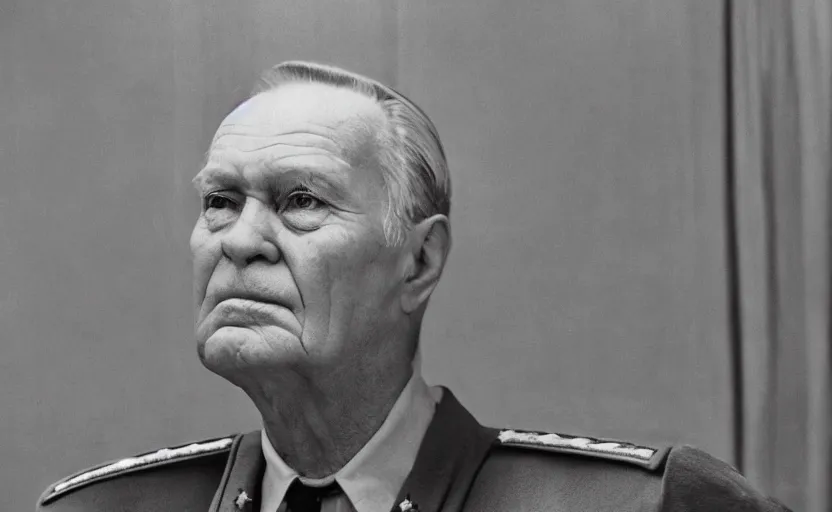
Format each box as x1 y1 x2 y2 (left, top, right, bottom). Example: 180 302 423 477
38 61 791 512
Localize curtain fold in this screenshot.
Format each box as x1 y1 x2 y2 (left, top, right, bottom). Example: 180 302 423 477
792 2 831 511
731 1 831 510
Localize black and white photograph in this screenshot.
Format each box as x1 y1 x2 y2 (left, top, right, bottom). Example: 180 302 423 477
1 1 829 510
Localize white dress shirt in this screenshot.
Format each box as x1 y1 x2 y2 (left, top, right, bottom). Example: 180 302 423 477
260 357 442 512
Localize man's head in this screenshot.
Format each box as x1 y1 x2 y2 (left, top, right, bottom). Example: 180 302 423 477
189 61 451 390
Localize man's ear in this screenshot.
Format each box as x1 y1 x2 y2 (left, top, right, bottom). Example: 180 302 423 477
401 214 451 314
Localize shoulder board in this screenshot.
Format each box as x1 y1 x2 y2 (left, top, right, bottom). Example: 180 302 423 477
496 429 670 471
40 435 236 505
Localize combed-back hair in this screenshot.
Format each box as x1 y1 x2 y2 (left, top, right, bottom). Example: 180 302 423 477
252 61 451 245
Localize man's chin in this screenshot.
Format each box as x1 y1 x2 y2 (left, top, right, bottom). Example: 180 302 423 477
196 327 303 376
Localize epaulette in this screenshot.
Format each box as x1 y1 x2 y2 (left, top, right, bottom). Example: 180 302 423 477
496 429 671 471
40 435 236 505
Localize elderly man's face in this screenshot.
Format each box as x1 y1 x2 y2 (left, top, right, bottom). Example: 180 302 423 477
190 83 407 381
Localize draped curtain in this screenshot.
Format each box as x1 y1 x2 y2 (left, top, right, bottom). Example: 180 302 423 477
730 1 831 510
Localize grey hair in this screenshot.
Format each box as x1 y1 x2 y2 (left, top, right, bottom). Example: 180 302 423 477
251 60 451 245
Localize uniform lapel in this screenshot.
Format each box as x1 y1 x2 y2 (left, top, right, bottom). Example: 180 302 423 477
209 431 265 512
391 388 497 512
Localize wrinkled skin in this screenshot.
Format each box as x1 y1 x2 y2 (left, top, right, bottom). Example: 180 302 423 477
189 82 449 476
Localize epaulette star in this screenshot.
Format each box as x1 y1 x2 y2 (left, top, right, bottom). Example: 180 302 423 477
235 489 253 509
397 495 419 511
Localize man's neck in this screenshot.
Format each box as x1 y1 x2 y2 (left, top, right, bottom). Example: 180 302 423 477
250 365 413 479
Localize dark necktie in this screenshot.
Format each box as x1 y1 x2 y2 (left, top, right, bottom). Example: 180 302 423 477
284 479 342 512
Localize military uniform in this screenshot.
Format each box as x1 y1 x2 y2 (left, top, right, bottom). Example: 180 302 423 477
38 388 792 511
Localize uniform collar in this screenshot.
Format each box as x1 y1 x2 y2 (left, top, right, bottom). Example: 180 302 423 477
260 356 441 512
389 388 497 512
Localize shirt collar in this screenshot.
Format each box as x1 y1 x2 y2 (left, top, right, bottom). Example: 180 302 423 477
260 354 442 512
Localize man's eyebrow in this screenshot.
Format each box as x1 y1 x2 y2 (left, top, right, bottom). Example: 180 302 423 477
191 166 240 191
191 163 350 201
270 166 350 200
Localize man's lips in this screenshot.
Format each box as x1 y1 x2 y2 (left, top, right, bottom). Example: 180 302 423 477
213 297 284 318
205 297 300 335
209 290 290 311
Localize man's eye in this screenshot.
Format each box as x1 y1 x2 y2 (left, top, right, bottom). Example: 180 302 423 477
286 193 323 210
204 193 237 211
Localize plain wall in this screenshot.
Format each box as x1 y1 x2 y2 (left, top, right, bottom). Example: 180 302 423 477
0 1 732 509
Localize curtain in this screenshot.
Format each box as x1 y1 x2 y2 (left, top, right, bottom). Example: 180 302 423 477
731 0 831 510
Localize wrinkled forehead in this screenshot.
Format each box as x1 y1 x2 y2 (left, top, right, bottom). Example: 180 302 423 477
209 83 386 158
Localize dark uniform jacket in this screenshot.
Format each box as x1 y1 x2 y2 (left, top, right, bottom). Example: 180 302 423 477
38 388 792 511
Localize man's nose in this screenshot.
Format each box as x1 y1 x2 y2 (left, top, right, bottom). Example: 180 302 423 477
220 199 281 266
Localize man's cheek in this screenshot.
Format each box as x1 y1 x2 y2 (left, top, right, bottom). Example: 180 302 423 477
191 245 221 316
192 258 211 306
288 254 336 328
